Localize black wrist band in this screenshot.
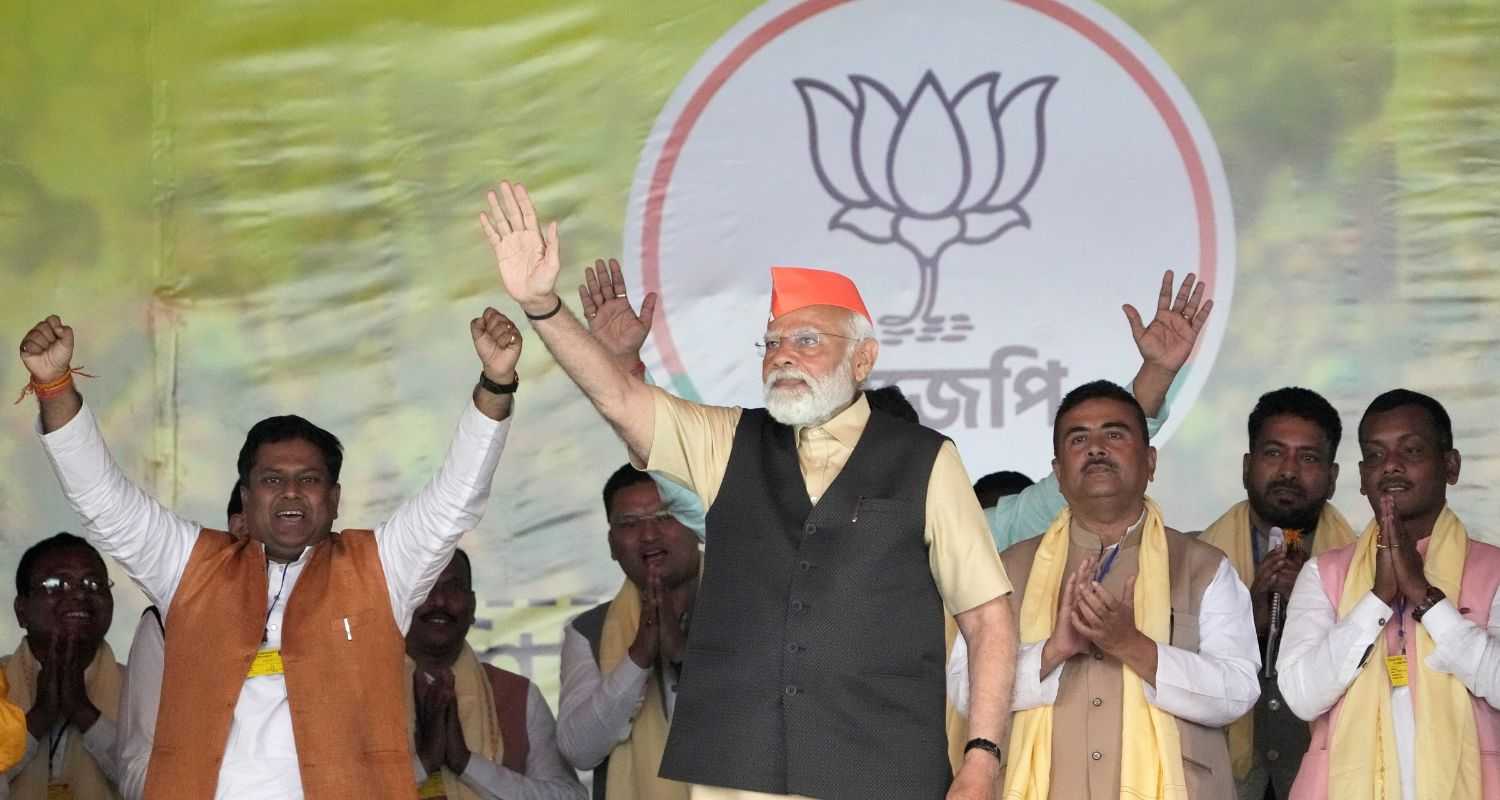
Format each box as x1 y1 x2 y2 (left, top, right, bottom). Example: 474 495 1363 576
478 371 519 395
964 737 1003 764
524 295 564 321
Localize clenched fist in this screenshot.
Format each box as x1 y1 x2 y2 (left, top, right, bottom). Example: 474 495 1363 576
471 307 522 384
18 315 75 384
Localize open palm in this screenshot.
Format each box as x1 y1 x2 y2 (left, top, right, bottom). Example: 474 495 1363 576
1123 270 1213 373
579 258 657 359
480 181 560 310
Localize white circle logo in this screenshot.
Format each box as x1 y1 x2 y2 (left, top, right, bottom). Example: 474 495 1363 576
625 0 1235 478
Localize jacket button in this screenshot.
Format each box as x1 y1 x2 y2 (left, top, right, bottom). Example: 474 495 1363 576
799 560 812 571
791 600 805 612
1267 749 1280 762
1091 697 1102 707
784 686 799 697
1092 650 1104 660
786 643 801 654
1268 698 1281 712
804 523 816 535
1091 751 1102 761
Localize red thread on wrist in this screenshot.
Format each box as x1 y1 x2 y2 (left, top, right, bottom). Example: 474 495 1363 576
14 367 96 405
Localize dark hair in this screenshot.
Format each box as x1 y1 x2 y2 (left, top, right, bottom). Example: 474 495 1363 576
1361 389 1453 451
865 386 919 424
16 532 100 597
227 482 244 520
236 415 344 485
1053 380 1149 450
448 548 473 590
973 471 1034 507
1247 387 1343 459
602 464 656 518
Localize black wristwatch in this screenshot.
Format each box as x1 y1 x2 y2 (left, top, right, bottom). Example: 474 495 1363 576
1412 586 1447 622
963 737 1003 765
478 371 519 395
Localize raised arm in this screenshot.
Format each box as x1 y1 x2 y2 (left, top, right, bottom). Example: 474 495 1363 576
480 182 656 461
19 317 197 607
378 309 519 629
1122 270 1213 418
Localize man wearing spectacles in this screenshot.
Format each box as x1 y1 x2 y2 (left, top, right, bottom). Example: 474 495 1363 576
558 465 701 799
1 532 125 798
483 181 1014 800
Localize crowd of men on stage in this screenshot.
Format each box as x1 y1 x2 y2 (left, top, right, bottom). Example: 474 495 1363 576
1 178 1493 800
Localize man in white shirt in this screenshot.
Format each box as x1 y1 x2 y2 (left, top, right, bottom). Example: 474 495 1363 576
558 465 700 800
17 309 520 799
950 380 1260 797
1277 389 1500 799
408 549 586 800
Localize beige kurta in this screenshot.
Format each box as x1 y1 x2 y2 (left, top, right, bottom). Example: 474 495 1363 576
645 388 1012 799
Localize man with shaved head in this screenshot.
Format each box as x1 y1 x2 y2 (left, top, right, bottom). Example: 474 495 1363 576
482 180 1015 800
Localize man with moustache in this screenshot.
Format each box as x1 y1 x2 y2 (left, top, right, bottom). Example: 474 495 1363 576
18 308 520 799
481 180 1015 800
952 380 1260 798
1279 390 1500 799
558 466 700 800
2 533 125 798
1197 388 1357 800
407 549 585 800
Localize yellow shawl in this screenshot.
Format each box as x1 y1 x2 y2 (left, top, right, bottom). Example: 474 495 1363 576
1199 500 1356 777
1327 507 1478 798
0 673 25 772
598 579 690 800
406 643 504 800
2 638 122 799
1004 500 1186 800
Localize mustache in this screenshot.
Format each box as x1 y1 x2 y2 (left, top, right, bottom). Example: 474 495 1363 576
1266 479 1305 496
1084 457 1117 471
765 367 812 387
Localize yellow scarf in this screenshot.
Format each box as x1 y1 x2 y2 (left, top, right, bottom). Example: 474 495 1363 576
0 673 26 772
1200 500 1356 777
598 579 690 800
1003 500 1186 800
1327 506 1479 798
2 638 122 799
405 643 504 800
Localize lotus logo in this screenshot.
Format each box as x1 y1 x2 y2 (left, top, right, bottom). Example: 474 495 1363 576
795 71 1056 343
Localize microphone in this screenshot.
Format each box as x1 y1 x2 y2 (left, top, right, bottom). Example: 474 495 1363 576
1263 526 1285 679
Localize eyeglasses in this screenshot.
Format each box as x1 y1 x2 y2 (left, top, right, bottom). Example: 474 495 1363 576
609 510 676 530
33 576 113 596
754 331 857 357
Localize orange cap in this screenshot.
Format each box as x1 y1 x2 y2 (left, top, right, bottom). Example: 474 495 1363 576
769 266 872 323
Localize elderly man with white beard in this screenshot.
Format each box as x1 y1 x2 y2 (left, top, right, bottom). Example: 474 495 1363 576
480 181 1015 800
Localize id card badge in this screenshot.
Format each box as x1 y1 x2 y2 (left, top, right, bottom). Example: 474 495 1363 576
1386 654 1410 688
246 649 285 678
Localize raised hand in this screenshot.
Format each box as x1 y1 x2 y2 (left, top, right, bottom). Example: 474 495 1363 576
580 258 658 363
469 307 522 383
18 315 75 384
1123 270 1213 374
479 181 561 316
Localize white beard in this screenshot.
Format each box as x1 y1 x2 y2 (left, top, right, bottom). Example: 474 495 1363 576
763 357 857 427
